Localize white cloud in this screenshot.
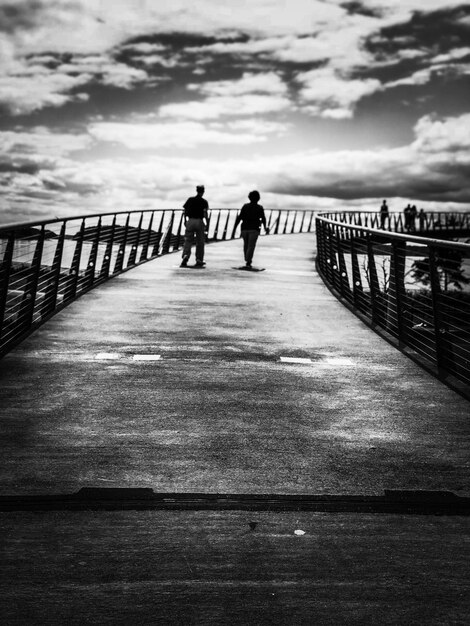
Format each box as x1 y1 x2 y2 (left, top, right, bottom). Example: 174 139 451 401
87 121 272 148
259 113 470 203
1 0 466 117
296 68 381 119
0 128 92 156
412 114 470 153
160 94 290 120
0 70 91 115
159 72 290 120
2 112 470 226
189 72 288 97
432 47 470 64
0 52 149 114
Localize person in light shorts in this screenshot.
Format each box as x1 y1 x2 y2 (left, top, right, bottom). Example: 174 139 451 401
234 191 269 268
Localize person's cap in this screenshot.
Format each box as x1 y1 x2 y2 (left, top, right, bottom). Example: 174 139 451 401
196 184 205 191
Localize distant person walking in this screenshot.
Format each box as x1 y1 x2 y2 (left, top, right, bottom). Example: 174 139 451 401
409 205 417 232
180 185 209 268
379 200 389 229
234 190 269 268
418 208 426 231
404 204 412 231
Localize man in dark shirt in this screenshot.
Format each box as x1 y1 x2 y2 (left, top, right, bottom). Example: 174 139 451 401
234 190 269 268
180 185 209 267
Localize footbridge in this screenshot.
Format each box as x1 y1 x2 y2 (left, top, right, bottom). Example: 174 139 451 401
1 208 470 624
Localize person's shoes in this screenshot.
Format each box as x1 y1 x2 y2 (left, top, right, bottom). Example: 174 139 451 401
180 257 189 267
195 261 206 267
245 263 252 269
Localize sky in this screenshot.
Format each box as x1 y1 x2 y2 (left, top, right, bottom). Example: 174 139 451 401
1 0 470 224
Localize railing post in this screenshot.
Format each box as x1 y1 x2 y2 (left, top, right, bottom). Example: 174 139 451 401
366 234 381 324
388 240 407 341
64 220 85 302
127 212 143 266
282 211 289 234
428 246 446 371
315 218 327 276
152 212 165 256
213 210 221 241
161 211 175 254
114 214 130 273
84 217 101 288
42 222 66 316
290 211 298 234
267 210 274 231
100 215 116 278
205 210 212 245
20 225 45 331
173 211 184 250
230 215 239 240
324 225 336 287
336 227 351 298
307 211 315 233
330 225 343 293
140 211 154 262
0 232 15 338
350 229 363 309
222 211 231 240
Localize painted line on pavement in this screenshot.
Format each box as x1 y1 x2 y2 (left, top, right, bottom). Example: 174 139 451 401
323 357 355 366
279 357 313 364
132 354 162 361
95 353 120 360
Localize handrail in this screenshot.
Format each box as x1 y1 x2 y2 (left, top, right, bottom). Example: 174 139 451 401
0 207 318 357
315 211 470 398
318 214 470 250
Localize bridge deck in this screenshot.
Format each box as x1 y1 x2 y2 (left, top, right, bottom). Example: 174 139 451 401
1 233 468 496
1 234 469 624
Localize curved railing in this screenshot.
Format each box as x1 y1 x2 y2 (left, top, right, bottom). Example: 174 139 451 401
315 211 470 397
0 207 317 357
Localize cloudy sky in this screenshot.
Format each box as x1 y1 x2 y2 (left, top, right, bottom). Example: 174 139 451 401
1 0 469 224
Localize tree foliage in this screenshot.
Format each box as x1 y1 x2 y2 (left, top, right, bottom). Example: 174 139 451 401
410 250 470 291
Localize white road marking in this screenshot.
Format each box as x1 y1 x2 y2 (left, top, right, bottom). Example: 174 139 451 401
280 357 313 364
323 357 355 366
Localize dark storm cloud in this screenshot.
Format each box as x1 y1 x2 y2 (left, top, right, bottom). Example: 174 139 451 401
0 0 47 33
0 160 39 175
116 31 257 83
269 177 470 203
340 1 382 18
365 4 470 60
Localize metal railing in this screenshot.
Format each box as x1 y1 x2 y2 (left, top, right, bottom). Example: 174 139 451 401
0 207 317 357
315 212 470 397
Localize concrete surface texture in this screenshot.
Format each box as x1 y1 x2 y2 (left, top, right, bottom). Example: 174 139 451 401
1 233 470 625
1 511 469 625
0 233 469 496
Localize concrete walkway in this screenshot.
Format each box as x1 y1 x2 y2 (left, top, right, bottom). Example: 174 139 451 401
0 233 468 496
1 233 470 625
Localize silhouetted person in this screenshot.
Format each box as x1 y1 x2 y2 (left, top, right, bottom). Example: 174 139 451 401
379 200 389 229
234 190 269 268
409 205 417 232
404 204 412 231
418 208 426 231
180 185 209 268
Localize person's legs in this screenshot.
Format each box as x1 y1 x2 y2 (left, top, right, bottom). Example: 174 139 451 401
182 219 196 262
241 231 249 262
194 220 205 264
245 230 259 266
